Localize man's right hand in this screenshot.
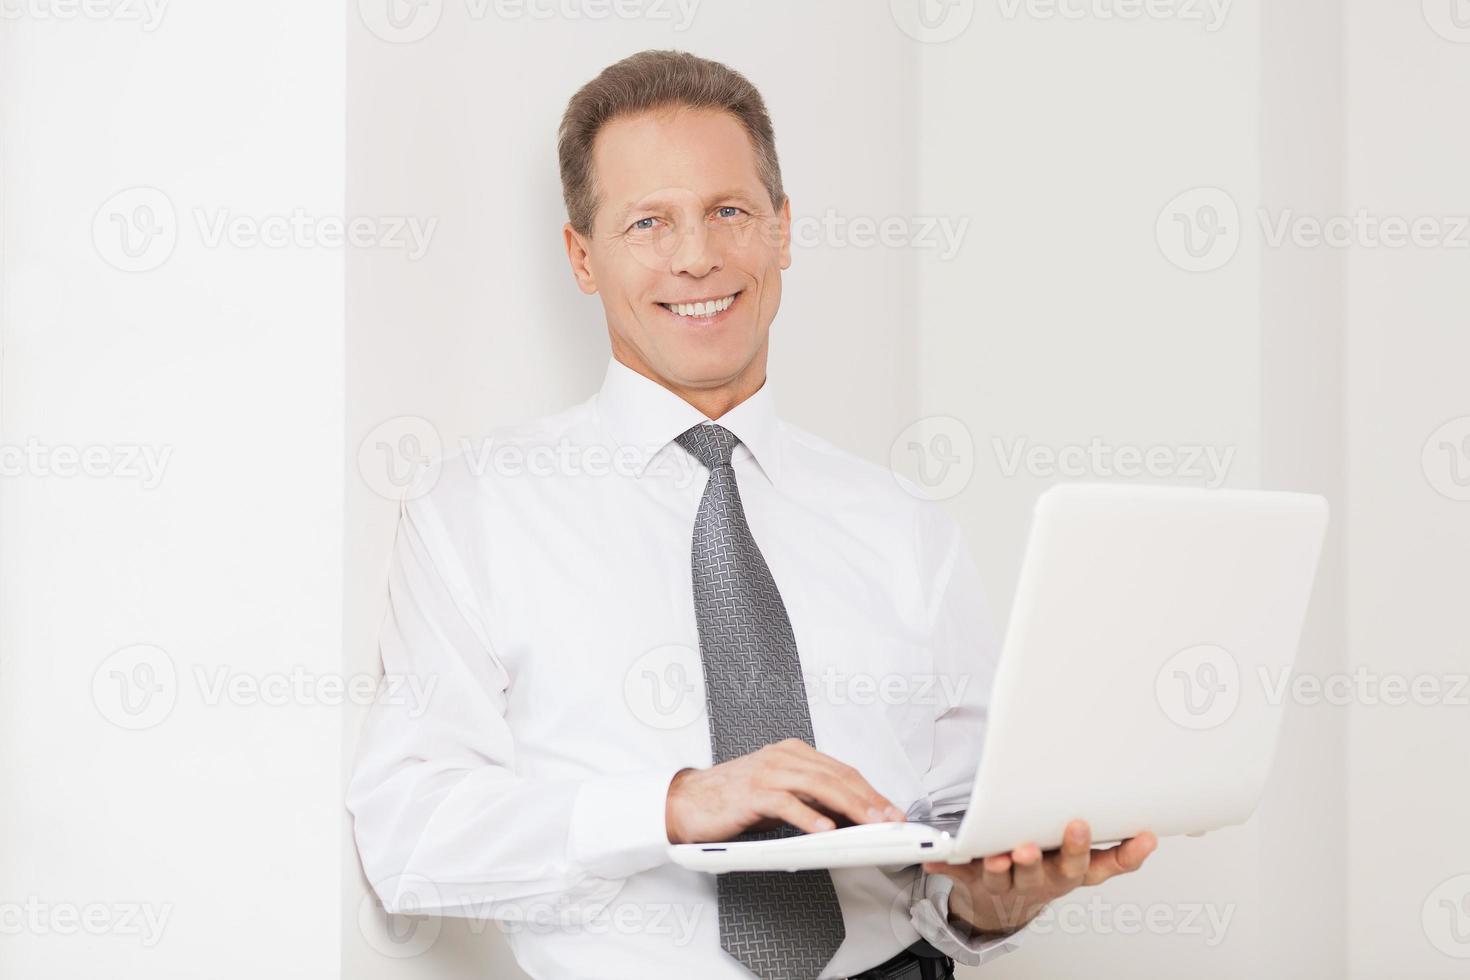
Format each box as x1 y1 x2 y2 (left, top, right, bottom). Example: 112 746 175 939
664 738 907 845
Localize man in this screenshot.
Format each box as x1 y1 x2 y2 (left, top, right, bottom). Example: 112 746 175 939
347 49 1155 980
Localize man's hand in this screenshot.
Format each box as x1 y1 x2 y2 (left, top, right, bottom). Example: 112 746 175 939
665 739 907 845
924 820 1158 937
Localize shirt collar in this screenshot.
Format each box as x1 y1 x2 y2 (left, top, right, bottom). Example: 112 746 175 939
592 355 784 488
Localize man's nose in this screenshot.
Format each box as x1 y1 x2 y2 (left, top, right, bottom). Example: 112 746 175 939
668 222 723 278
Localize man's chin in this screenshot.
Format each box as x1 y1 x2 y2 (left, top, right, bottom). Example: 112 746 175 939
650 344 761 392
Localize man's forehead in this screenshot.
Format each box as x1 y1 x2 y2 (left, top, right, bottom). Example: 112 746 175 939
592 110 766 220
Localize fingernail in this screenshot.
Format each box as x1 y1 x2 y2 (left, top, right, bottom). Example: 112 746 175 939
816 818 834 831
866 808 883 823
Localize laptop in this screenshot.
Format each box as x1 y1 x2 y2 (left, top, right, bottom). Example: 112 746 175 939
668 482 1329 873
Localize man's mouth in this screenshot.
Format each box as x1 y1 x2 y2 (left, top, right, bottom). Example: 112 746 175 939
657 290 742 321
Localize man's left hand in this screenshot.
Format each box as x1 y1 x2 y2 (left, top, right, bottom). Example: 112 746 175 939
922 820 1158 937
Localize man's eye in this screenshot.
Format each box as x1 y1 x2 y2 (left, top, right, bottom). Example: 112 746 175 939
714 206 746 219
630 217 658 232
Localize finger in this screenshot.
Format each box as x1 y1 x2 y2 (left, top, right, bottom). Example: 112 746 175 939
765 765 897 827
764 745 905 823
754 791 838 835
792 745 906 821
1010 842 1045 891
806 800 856 828
1082 831 1158 887
1053 820 1091 882
980 852 1014 893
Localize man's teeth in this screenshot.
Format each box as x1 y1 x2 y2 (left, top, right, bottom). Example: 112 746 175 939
662 293 737 318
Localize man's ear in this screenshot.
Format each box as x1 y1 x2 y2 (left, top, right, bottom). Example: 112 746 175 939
563 222 598 295
777 196 793 271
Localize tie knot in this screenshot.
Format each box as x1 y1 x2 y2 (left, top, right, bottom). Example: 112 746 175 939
675 422 740 470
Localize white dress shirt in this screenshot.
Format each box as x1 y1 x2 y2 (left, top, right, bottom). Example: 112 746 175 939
346 356 1029 978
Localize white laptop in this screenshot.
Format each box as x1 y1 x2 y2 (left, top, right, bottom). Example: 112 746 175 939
669 482 1329 873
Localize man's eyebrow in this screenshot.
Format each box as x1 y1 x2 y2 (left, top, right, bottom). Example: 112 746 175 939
613 189 764 224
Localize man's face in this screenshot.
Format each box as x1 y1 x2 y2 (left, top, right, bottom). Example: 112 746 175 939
564 107 791 395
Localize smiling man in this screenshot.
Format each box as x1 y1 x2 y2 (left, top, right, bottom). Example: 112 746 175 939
347 49 1154 980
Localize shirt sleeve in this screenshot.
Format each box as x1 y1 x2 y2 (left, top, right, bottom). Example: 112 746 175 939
345 479 684 922
910 870 1034 965
906 503 1029 965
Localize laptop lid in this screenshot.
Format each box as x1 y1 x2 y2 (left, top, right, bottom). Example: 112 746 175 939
949 483 1329 861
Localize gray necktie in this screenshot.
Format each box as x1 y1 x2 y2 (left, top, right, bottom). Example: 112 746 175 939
675 422 846 980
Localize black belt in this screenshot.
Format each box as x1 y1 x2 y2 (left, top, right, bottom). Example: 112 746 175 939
847 939 956 980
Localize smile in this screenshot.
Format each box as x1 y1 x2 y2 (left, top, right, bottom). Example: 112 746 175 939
657 291 741 320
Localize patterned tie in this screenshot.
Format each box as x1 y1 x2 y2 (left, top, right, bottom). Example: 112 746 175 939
675 422 847 980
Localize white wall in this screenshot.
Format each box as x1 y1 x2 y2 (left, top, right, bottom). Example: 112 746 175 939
0 5 344 978
1344 3 1470 978
2 1 1464 978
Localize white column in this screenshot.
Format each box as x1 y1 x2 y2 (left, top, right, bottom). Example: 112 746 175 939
0 5 344 977
1257 1 1349 977
911 3 1331 976
1344 3 1470 977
